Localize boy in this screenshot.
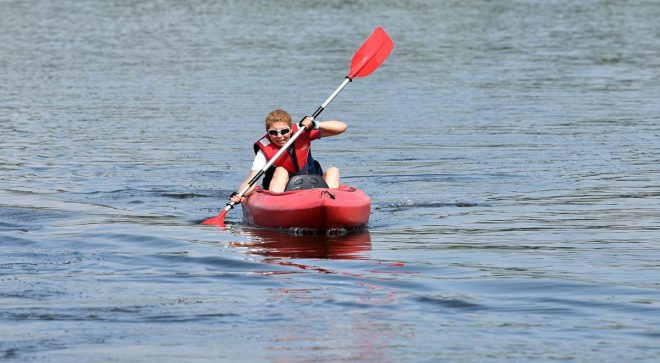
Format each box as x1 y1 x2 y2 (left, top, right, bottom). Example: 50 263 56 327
230 109 347 204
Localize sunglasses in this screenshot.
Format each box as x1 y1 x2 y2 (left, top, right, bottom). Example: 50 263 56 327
267 127 291 136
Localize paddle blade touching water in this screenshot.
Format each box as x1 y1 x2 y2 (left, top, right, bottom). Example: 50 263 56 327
201 208 228 225
348 27 394 79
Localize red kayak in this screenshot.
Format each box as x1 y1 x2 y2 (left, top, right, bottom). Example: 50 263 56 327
241 184 370 230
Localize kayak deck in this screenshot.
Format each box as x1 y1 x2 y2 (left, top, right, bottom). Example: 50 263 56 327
242 184 370 230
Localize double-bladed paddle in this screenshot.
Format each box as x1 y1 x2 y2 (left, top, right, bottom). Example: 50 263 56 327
202 27 394 226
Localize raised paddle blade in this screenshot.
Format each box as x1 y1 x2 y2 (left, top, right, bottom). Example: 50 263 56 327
201 209 228 226
348 27 394 79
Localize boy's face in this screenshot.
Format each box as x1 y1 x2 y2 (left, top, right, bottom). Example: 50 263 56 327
266 121 292 147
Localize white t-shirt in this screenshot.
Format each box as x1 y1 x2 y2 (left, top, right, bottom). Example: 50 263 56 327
251 150 268 171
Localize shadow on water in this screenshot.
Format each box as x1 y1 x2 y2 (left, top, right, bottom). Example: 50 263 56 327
228 226 372 260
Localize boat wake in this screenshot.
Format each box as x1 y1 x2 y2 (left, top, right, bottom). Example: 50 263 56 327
376 201 481 212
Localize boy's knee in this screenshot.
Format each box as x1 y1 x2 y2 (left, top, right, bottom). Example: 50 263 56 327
274 167 288 175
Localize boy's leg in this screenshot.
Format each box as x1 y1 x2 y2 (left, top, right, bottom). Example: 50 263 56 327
323 167 340 188
269 167 290 192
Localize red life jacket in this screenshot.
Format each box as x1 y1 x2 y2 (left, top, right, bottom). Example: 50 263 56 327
253 125 323 190
253 124 318 174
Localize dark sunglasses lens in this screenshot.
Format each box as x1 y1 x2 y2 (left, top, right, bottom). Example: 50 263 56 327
268 128 290 136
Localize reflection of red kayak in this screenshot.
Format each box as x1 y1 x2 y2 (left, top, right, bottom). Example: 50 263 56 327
242 184 370 230
239 228 371 259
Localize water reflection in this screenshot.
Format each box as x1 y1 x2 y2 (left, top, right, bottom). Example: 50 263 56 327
230 227 371 259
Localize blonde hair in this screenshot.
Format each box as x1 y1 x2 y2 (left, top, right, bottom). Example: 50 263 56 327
265 109 292 129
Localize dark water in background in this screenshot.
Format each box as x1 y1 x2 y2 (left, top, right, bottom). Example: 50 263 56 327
2 0 660 361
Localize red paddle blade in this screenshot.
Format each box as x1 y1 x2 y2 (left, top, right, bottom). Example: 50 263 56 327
348 27 394 79
201 210 227 226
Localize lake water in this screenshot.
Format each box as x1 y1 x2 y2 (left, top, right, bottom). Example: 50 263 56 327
2 0 659 361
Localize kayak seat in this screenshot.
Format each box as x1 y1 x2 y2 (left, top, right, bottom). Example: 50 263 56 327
285 175 329 191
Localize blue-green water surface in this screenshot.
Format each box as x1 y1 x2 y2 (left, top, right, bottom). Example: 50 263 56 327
1 0 659 361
